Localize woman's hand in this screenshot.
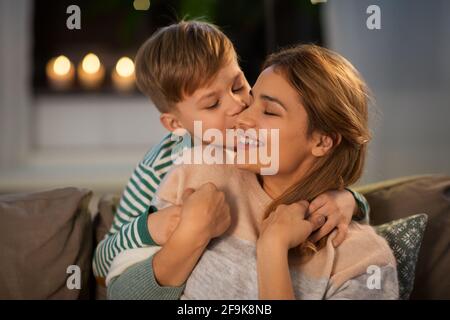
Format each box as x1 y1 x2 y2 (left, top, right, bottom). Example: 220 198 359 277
177 182 231 245
147 205 182 245
256 201 324 300
152 182 231 287
257 201 324 250
308 189 356 247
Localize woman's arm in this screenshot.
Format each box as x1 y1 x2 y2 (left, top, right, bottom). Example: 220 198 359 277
152 220 210 286
107 225 209 300
107 254 185 300
256 201 323 300
107 182 231 299
153 183 231 286
256 239 295 299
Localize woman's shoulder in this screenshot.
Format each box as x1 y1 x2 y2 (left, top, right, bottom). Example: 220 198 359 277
334 222 396 268
165 162 239 186
157 158 242 205
303 223 396 276
327 222 397 287
321 223 399 299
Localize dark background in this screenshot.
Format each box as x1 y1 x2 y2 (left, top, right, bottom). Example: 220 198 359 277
33 0 322 93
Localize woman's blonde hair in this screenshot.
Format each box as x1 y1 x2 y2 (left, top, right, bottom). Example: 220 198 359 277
262 44 372 255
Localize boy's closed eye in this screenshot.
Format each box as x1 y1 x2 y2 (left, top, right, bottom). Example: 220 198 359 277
232 86 243 93
206 100 220 109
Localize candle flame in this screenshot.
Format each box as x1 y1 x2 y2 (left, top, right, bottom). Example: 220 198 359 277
53 55 71 76
82 53 101 74
116 57 135 77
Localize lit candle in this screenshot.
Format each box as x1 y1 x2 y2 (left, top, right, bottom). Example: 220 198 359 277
46 55 74 90
78 53 105 89
112 56 135 92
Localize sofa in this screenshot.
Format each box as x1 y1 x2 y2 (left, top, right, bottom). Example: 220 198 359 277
0 175 449 299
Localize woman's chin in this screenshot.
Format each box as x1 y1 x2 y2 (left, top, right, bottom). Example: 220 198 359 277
236 162 262 174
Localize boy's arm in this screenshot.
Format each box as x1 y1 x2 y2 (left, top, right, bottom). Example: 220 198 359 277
93 186 158 279
93 134 179 279
346 188 370 223
307 189 371 247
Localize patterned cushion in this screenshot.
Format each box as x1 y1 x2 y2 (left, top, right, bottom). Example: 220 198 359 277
374 214 428 300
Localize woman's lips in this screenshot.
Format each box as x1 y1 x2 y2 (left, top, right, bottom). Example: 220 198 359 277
236 133 265 150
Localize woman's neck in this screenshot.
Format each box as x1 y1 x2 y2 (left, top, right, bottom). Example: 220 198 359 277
259 174 295 199
259 158 314 199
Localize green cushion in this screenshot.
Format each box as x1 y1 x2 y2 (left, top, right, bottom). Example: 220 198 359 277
374 214 428 300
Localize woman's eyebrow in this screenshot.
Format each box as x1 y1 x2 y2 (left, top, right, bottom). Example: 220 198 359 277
260 94 286 110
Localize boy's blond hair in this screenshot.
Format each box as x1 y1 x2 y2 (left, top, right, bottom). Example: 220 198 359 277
135 20 237 112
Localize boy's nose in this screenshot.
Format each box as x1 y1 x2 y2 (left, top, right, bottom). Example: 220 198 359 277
236 107 256 129
226 98 247 117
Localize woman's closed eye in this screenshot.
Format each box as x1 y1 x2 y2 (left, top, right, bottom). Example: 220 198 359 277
264 107 280 116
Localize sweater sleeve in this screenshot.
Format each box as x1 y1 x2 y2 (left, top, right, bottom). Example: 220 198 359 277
107 254 185 300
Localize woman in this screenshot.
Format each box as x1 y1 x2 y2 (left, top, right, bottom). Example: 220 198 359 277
107 44 398 300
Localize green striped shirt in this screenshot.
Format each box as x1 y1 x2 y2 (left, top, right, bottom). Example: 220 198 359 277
92 133 370 279
93 133 179 278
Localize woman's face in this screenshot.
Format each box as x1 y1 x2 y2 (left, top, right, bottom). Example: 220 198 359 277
235 66 317 177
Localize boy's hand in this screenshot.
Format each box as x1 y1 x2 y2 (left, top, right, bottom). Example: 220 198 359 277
307 189 356 247
147 205 182 245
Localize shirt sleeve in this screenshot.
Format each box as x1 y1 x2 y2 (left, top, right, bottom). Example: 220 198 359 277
346 188 371 224
107 254 185 300
92 156 166 279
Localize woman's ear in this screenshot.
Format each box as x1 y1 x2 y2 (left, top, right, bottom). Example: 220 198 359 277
311 132 337 157
160 113 184 133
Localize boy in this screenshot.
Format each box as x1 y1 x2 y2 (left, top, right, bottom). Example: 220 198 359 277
92 20 369 281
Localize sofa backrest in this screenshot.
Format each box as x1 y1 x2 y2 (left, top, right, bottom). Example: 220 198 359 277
355 175 450 299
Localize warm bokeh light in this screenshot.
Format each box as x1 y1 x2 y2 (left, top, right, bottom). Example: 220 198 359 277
81 53 101 74
46 55 74 90
133 0 151 11
115 57 135 77
53 55 71 75
78 53 104 89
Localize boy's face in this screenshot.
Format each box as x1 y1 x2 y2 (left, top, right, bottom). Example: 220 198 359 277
161 59 251 145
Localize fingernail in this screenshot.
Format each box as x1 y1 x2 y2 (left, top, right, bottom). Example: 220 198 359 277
317 215 325 225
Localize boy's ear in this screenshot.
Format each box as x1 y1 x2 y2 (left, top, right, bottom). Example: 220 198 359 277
311 132 339 157
160 113 184 133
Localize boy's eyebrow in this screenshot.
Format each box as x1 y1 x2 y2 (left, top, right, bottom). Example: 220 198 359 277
260 94 286 110
198 72 243 102
198 91 218 102
234 72 244 82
